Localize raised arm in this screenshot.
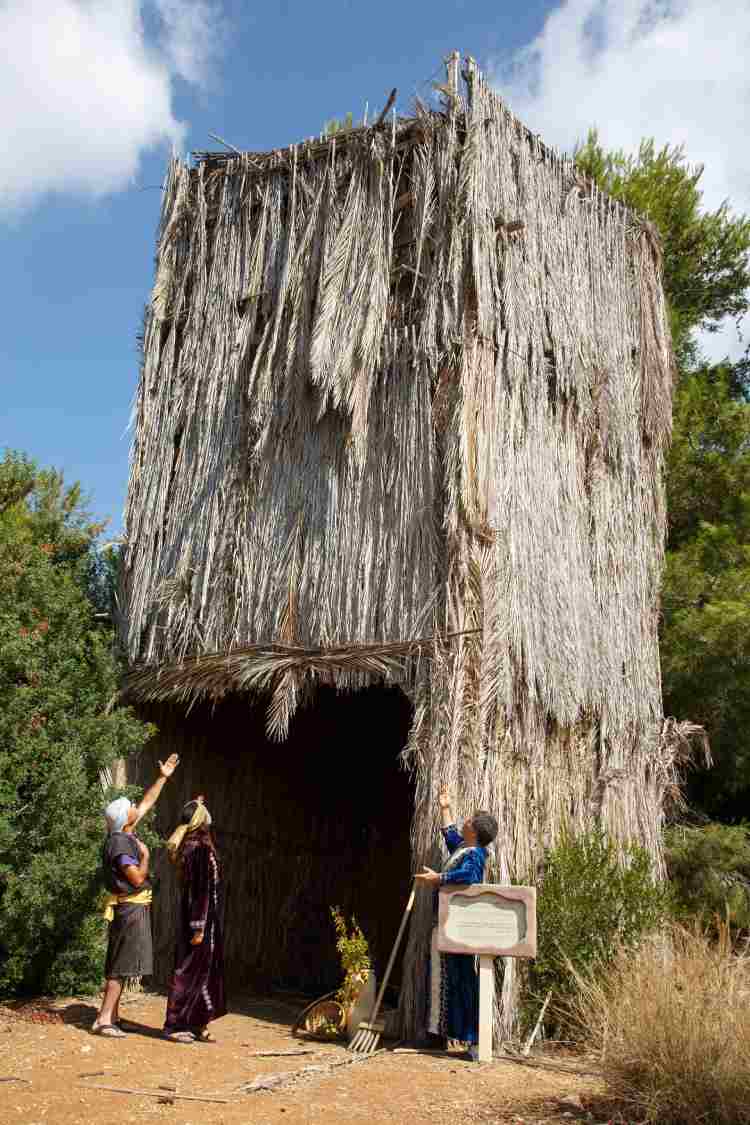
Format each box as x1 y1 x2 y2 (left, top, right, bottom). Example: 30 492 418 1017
131 754 179 827
438 789 464 853
438 789 453 828
415 789 463 886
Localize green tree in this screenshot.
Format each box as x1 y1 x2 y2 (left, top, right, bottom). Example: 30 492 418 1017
575 133 750 365
665 822 750 929
0 451 152 996
576 134 750 819
661 366 750 811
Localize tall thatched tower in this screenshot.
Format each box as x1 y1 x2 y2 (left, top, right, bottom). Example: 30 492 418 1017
121 59 681 1039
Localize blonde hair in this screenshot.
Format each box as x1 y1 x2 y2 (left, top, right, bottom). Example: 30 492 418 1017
166 797 212 863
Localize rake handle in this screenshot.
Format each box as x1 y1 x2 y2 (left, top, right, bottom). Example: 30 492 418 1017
366 882 416 1030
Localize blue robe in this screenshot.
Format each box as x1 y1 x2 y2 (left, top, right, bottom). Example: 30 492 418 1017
428 825 487 1045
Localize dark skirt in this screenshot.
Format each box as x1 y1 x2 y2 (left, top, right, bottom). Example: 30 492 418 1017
104 904 153 981
428 926 479 1045
164 916 226 1033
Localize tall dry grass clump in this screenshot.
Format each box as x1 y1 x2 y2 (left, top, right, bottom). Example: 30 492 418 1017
571 924 750 1124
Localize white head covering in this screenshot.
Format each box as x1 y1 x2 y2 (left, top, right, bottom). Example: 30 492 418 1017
104 796 132 833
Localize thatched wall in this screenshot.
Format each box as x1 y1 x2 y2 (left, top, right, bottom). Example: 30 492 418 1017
122 61 684 1041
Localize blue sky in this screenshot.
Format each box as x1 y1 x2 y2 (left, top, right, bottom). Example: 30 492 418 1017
2 1 748 535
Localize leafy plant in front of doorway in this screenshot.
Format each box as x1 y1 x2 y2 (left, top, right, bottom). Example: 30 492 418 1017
330 906 371 1007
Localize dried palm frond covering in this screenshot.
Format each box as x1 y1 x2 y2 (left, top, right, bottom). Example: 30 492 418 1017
121 57 702 1042
122 630 478 741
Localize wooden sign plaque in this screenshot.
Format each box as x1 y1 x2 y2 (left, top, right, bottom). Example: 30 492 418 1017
437 884 537 958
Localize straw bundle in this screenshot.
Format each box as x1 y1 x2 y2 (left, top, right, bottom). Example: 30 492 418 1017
122 59 690 1041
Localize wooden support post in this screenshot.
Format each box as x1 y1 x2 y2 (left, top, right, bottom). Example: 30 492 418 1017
478 955 494 1062
464 54 477 109
445 50 460 96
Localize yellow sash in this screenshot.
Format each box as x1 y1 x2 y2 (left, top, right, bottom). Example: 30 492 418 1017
102 887 153 923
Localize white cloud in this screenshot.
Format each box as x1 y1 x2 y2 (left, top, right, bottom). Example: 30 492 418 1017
0 0 224 217
494 0 750 364
152 0 223 87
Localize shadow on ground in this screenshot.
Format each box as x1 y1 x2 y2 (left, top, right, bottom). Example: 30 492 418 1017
1 990 331 1039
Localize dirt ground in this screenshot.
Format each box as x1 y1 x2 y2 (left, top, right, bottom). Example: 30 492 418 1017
0 991 617 1125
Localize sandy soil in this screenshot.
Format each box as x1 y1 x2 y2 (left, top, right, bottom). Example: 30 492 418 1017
0 992 616 1125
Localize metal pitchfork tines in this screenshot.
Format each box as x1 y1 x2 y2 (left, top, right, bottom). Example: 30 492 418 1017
347 881 416 1055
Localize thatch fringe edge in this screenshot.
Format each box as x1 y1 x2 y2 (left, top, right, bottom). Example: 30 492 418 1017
122 629 481 740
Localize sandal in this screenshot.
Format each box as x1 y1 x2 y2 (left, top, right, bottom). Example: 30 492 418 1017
194 1028 215 1043
164 1030 195 1043
92 1023 126 1038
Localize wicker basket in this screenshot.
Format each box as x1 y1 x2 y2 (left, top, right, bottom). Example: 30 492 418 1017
292 993 347 1042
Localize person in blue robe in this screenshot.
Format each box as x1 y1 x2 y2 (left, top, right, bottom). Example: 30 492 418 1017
415 791 498 1060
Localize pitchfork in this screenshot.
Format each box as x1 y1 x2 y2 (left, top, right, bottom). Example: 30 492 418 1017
347 881 416 1055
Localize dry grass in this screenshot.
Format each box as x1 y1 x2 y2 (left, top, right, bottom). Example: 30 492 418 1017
570 924 750 1124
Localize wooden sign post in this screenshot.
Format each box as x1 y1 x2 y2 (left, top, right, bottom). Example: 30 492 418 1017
437 885 537 1062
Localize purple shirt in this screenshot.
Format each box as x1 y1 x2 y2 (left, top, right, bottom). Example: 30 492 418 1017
117 853 139 869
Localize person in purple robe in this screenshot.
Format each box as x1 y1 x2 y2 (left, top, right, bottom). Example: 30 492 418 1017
163 796 227 1043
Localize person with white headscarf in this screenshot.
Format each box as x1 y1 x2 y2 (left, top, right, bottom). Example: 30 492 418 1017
92 753 180 1037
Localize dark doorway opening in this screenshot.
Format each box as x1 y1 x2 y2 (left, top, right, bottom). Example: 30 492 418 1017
141 684 415 997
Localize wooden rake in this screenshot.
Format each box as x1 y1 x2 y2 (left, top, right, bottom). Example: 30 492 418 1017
348 881 416 1055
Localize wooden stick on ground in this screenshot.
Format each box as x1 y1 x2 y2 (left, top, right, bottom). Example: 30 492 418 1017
242 1051 375 1093
78 1083 230 1105
522 990 552 1056
243 1047 317 1057
157 1084 176 1105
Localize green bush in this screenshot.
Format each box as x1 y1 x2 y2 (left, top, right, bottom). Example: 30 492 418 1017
665 822 750 929
0 452 152 997
527 829 669 1032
